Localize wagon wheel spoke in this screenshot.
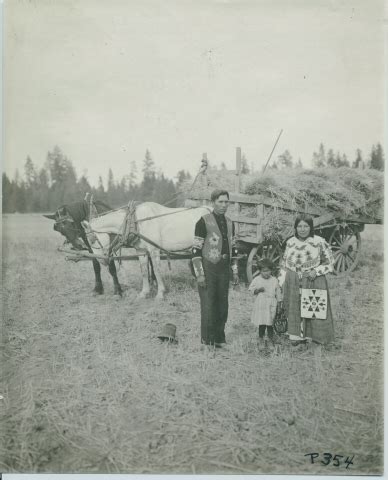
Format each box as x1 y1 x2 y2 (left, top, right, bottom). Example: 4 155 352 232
347 253 355 267
334 256 340 274
336 255 342 273
246 243 283 283
342 225 354 239
340 229 351 242
340 255 346 273
335 255 343 274
332 232 342 245
341 255 347 272
270 251 281 262
329 225 362 276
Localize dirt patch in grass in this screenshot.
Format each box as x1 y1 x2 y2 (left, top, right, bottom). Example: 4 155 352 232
1 216 383 474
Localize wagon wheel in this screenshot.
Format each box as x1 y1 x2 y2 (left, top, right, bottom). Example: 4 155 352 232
246 242 283 283
329 224 361 276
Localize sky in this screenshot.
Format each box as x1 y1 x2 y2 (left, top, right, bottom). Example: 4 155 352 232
3 0 386 188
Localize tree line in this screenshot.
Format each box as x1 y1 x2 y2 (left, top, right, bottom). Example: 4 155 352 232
270 142 384 171
2 142 384 213
2 147 192 213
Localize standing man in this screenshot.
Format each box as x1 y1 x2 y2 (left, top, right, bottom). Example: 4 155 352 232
192 189 239 347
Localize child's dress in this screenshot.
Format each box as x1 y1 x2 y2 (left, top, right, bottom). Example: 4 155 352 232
248 275 282 326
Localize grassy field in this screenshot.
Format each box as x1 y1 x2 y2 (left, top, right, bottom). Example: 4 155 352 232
1 214 384 474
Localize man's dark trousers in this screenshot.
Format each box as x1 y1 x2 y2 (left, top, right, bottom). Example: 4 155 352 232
198 257 230 345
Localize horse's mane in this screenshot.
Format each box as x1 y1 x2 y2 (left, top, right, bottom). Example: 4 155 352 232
61 199 113 224
93 200 113 213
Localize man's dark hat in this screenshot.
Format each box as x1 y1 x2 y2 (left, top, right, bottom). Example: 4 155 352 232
157 323 177 343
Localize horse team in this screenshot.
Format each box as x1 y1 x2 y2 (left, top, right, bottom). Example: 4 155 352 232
44 198 211 299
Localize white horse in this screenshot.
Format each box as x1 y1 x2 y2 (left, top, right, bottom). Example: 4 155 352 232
81 202 211 299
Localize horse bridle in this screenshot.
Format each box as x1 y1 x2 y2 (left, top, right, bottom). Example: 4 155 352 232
54 213 83 237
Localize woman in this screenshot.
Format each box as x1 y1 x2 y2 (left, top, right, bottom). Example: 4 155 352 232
279 214 335 345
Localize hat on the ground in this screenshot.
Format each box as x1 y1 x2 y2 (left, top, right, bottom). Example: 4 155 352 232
157 323 177 343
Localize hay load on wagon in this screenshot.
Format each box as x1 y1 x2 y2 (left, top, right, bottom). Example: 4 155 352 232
243 167 383 240
185 166 383 240
244 168 383 219
184 151 383 280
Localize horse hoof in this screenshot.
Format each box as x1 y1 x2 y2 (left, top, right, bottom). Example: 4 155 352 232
114 289 123 297
138 291 149 299
155 293 166 301
93 287 104 295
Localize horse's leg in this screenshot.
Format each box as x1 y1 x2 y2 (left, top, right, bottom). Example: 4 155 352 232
149 247 166 300
92 258 104 294
83 233 104 294
108 259 123 296
138 252 151 298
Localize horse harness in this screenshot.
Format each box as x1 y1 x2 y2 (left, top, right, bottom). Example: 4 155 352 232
105 203 199 263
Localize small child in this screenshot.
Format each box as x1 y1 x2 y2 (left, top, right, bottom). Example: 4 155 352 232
248 259 282 345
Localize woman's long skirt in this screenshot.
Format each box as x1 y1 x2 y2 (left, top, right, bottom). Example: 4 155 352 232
282 270 334 344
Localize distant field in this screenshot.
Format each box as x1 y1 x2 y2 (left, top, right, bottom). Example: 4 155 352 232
1 214 384 474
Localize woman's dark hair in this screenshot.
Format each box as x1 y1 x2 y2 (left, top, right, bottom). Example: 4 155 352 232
294 214 314 239
258 258 274 271
211 189 230 202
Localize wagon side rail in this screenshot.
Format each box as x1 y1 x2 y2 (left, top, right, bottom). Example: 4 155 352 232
186 184 382 280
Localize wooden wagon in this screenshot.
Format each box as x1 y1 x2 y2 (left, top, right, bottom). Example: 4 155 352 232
62 149 382 284
185 148 383 282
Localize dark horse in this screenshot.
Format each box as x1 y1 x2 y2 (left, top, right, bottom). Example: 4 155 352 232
44 199 123 296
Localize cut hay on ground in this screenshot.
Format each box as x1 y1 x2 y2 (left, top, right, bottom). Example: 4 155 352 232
1 216 384 474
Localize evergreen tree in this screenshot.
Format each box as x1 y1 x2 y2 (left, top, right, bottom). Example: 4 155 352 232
312 143 327 168
47 146 76 186
370 143 384 170
277 150 293 169
24 156 37 187
140 150 156 201
153 173 177 206
77 174 92 198
7 169 27 212
341 154 350 167
2 173 13 212
38 168 50 211
46 146 77 206
175 170 192 206
107 168 114 192
327 149 336 167
97 176 105 195
23 157 40 211
107 168 121 205
119 176 129 197
334 152 342 168
15 181 26 212
129 160 138 189
176 170 191 190
241 154 250 174
353 149 363 169
14 169 21 186
142 149 155 178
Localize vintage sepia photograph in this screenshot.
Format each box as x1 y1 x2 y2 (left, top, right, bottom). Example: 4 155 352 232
1 0 385 475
